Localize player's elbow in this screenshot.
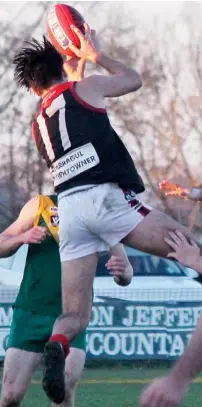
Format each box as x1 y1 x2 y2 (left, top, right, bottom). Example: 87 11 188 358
119 71 142 95
128 71 142 91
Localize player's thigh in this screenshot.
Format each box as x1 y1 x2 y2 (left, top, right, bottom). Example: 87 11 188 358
123 208 197 258
1 348 42 399
61 253 98 322
94 185 151 246
65 347 86 387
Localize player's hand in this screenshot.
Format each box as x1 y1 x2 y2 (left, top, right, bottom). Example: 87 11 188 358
20 227 47 244
106 255 127 277
69 24 100 63
139 375 189 407
63 56 86 82
165 230 201 270
106 255 133 286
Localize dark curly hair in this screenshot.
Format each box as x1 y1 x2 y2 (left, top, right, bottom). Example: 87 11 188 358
13 36 64 93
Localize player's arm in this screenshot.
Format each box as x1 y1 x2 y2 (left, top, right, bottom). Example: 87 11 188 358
69 25 142 97
106 244 133 286
171 311 202 387
140 310 202 407
0 196 46 258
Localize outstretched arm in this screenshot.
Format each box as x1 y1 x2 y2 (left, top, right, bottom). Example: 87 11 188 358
0 196 47 257
139 308 202 407
139 230 202 407
69 25 142 98
106 244 133 286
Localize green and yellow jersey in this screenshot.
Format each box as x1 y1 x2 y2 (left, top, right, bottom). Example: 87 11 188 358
14 195 62 317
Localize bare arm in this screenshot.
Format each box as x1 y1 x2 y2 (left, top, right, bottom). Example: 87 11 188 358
139 317 202 407
107 244 133 286
171 313 202 384
166 234 202 382
0 233 28 258
0 196 46 257
69 25 142 98
85 54 142 97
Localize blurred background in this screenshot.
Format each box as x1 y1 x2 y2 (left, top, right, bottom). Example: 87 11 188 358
0 1 202 236
1 2 202 406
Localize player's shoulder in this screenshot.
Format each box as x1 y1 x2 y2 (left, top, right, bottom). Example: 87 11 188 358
19 195 39 219
76 74 106 90
74 75 107 110
39 194 57 206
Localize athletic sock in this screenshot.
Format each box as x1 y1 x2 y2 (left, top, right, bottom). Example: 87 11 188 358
50 334 70 357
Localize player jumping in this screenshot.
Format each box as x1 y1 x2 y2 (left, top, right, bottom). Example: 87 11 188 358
13 26 202 402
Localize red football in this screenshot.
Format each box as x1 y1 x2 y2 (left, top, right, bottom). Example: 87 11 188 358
47 4 85 57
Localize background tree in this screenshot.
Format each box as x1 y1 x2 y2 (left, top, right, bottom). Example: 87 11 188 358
0 1 202 236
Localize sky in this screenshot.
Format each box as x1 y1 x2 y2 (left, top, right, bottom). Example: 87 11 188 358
0 1 183 27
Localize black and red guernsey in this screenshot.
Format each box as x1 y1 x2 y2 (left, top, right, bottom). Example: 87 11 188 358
32 81 145 195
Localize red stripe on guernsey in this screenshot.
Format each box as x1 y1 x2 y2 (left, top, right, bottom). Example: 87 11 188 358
41 82 70 110
122 188 151 217
69 81 106 113
130 200 151 216
32 121 37 142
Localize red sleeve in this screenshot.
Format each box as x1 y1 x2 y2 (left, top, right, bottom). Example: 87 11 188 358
32 120 39 142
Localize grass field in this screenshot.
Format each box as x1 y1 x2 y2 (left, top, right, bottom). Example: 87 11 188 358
1 364 202 406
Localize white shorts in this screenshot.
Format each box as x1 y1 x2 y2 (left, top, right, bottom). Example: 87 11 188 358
58 183 152 261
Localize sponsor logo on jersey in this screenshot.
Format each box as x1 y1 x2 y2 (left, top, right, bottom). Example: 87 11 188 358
50 215 59 227
51 143 100 187
48 7 70 49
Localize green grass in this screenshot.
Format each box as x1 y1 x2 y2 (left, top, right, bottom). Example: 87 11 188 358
1 364 202 406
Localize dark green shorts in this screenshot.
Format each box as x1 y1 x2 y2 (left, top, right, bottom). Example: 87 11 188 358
7 308 86 353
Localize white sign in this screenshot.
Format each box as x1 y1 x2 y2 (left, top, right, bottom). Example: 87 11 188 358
51 143 100 186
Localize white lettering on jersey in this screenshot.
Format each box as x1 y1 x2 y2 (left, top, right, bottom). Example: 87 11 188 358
51 143 100 187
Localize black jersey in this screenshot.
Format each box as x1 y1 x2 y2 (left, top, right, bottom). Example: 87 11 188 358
32 81 145 195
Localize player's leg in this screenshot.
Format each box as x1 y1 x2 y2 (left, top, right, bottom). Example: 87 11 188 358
123 207 200 257
0 348 41 407
2 307 56 407
41 310 86 407
42 254 97 403
97 185 200 258
52 341 86 407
